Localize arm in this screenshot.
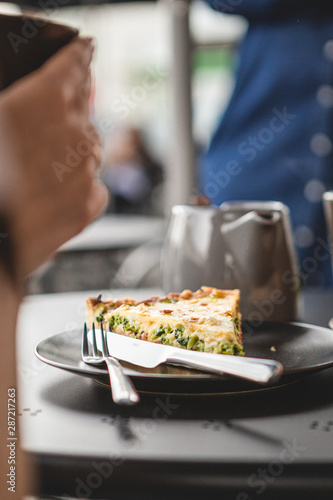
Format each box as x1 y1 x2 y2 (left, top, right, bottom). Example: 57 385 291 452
0 207 35 498
0 259 33 500
0 36 108 498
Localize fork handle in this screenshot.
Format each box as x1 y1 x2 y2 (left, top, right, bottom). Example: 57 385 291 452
105 357 140 405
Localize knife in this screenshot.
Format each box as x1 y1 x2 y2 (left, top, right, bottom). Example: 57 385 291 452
94 329 284 384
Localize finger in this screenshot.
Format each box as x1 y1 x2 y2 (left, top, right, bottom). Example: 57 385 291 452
82 125 102 169
55 36 94 72
86 180 109 221
91 143 102 167
72 68 92 116
43 37 94 86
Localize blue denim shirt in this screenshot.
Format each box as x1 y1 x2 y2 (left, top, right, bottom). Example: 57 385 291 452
200 1 333 286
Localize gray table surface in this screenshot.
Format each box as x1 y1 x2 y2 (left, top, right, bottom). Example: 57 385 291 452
59 215 165 252
17 288 333 499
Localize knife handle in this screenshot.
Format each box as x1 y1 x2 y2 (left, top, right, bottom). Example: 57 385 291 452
166 350 283 384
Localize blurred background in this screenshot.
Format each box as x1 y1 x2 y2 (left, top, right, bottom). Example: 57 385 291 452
0 0 247 293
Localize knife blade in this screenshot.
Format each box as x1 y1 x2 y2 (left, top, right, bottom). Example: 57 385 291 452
92 329 284 384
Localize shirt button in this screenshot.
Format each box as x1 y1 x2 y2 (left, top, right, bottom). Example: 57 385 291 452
304 178 326 203
316 85 333 108
294 225 315 248
323 39 333 62
310 133 332 157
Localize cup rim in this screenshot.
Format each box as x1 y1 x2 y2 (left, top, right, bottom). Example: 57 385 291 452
0 11 78 34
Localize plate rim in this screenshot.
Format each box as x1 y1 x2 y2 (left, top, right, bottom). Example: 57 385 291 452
35 320 333 381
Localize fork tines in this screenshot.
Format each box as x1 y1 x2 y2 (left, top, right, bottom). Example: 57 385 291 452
82 322 89 359
91 322 98 357
82 322 101 359
83 322 109 358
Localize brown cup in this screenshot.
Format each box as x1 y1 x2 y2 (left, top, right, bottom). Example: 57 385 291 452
0 13 78 90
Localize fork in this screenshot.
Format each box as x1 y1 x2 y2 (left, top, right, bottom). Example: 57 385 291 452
82 322 140 405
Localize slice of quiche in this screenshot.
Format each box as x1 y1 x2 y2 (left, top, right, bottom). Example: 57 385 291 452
86 287 243 356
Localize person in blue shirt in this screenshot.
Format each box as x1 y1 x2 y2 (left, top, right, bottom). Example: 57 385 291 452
200 0 333 286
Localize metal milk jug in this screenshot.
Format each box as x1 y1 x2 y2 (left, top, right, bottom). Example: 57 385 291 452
161 201 299 321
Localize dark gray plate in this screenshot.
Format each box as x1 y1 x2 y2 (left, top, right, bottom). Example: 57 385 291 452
35 321 333 394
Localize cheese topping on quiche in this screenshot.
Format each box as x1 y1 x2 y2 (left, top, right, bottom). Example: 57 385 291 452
86 287 243 356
